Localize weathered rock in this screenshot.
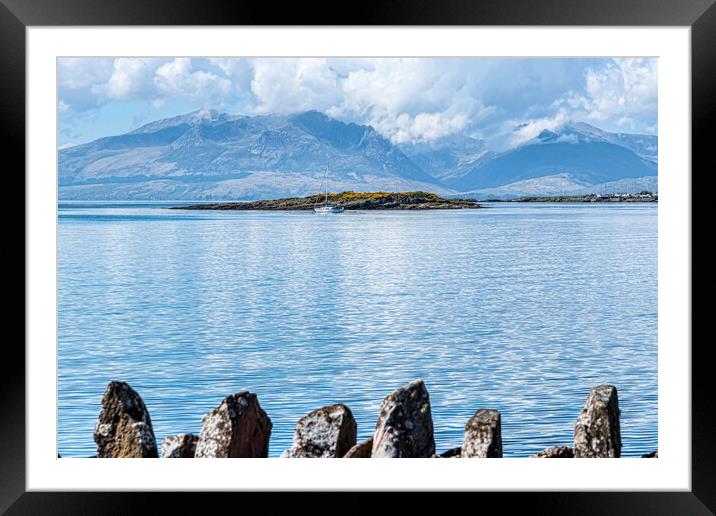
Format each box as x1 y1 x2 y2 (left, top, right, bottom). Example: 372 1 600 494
285 404 357 458
641 450 658 458
194 392 272 458
531 446 574 458
574 385 621 458
344 438 373 458
462 409 502 458
439 447 462 458
371 380 435 458
161 434 199 458
93 381 158 458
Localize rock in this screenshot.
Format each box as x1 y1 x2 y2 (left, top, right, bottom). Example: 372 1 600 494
531 446 574 458
161 434 199 458
642 450 658 458
285 404 357 458
462 409 502 458
574 385 621 458
371 380 435 458
93 381 158 458
194 392 272 458
344 438 373 458
439 447 462 458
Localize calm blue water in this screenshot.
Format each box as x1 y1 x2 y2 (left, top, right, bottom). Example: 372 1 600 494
58 201 657 457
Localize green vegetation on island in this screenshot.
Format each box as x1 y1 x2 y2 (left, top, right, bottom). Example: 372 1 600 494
173 191 481 211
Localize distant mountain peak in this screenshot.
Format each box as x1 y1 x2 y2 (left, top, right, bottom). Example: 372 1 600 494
58 109 440 201
57 110 658 201
290 109 329 121
445 120 657 192
567 120 597 130
527 121 657 162
129 108 235 135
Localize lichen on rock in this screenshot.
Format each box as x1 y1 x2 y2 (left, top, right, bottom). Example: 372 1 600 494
93 381 158 458
573 385 621 458
371 380 435 458
194 392 272 458
462 409 502 458
284 404 357 458
161 434 199 458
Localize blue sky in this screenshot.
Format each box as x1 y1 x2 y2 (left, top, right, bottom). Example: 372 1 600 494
58 57 657 149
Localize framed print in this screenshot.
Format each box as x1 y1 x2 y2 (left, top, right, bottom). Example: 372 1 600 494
6 0 711 513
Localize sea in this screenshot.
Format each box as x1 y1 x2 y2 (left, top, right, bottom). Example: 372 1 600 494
58 201 658 457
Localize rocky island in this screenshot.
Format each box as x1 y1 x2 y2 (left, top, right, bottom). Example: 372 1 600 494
173 191 481 211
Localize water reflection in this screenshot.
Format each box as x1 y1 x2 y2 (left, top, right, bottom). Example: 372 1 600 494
58 203 657 457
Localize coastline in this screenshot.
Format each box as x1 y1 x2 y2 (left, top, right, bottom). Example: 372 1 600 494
483 193 658 203
70 380 656 459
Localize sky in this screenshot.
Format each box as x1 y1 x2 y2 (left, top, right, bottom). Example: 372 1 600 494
58 57 657 150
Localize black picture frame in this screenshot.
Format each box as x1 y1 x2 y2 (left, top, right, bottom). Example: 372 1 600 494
5 0 710 513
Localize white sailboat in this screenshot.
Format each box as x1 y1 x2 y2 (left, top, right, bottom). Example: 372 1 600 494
314 169 344 214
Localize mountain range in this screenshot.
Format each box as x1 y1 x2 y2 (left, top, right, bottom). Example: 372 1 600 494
59 110 657 200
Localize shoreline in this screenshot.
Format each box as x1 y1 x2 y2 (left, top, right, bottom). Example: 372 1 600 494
67 380 656 459
482 193 658 203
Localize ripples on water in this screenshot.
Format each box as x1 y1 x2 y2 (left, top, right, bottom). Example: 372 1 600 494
58 202 657 457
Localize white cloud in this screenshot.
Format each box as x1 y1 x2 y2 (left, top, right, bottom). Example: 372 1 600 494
250 58 342 114
58 58 114 89
58 58 115 111
92 58 156 100
486 58 658 149
559 58 657 128
502 111 570 149
154 58 232 104
332 59 484 143
59 57 658 148
208 58 253 90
